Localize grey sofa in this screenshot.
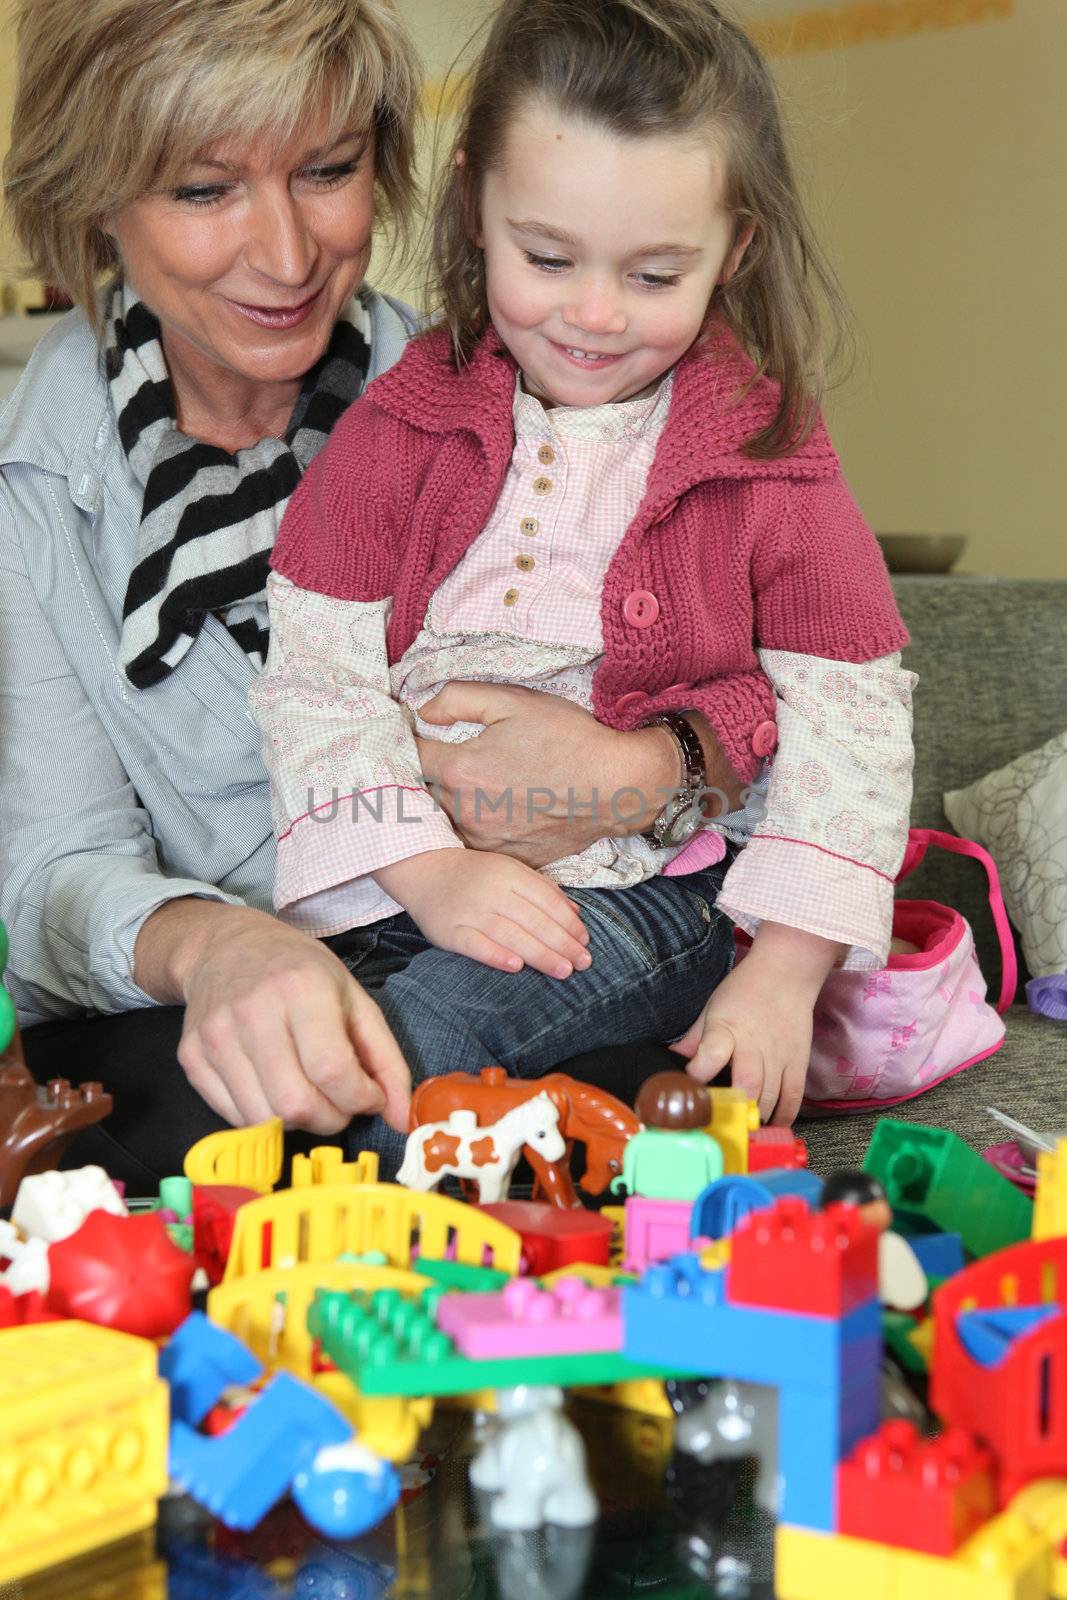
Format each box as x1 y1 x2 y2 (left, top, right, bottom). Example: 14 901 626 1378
798 575 1067 1172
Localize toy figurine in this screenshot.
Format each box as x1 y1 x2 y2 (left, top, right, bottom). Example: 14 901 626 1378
469 1384 599 1529
410 1067 638 1207
610 1073 724 1201
666 1376 779 1516
820 1168 928 1312
397 1093 566 1204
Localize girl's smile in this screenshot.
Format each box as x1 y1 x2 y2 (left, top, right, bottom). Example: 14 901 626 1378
476 99 751 409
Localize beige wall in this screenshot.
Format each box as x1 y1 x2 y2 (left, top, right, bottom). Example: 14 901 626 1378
2 0 1062 576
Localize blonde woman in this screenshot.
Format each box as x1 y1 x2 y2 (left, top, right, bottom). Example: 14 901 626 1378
0 0 744 1183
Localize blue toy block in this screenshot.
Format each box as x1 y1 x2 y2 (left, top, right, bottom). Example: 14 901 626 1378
169 1371 352 1531
907 1231 965 1279
778 1371 881 1530
160 1311 264 1427
690 1170 824 1241
956 1303 1060 1367
623 1256 881 1390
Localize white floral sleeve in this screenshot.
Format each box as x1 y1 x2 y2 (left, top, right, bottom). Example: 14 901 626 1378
716 651 916 969
248 574 462 934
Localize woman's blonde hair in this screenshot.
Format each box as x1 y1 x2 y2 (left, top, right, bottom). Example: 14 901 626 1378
430 0 851 458
4 0 421 330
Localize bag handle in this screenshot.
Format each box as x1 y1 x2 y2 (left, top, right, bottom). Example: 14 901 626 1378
897 828 1017 1013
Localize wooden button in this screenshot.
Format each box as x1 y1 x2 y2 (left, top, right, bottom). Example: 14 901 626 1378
537 444 555 466
532 476 553 495
520 516 540 536
516 554 536 572
503 588 520 606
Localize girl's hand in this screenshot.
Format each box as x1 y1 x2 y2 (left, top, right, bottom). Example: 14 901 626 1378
162 904 412 1136
377 849 591 979
670 922 846 1125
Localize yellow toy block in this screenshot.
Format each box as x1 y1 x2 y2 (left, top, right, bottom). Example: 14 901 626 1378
541 1264 632 1289
20 1528 165 1600
705 1086 760 1175
776 1515 1050 1600
1033 1139 1067 1241
183 1117 284 1193
776 1525 894 1600
222 1181 521 1282
0 1323 168 1586
601 1204 626 1266
1007 1480 1067 1599
290 1145 380 1188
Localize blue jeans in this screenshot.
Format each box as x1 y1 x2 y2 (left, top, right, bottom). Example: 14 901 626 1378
324 859 735 1176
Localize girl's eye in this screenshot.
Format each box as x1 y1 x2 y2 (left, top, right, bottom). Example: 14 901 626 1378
634 271 682 289
523 251 570 274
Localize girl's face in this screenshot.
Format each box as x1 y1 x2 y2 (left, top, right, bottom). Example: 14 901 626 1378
106 108 375 399
476 100 751 408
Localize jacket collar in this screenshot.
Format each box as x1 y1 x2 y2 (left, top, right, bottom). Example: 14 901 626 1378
369 320 841 496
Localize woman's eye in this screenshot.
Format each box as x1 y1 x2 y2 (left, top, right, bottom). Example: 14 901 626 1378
301 159 361 189
524 251 570 274
171 184 229 207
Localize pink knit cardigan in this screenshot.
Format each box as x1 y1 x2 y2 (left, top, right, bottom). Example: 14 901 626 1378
271 324 909 784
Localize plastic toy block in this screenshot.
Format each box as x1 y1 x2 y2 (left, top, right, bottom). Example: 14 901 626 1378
623 1195 693 1271
704 1086 760 1175
308 1285 683 1398
435 1278 623 1359
159 1311 263 1426
1033 1139 1067 1241
168 1370 351 1531
956 1305 1060 1367
776 1524 893 1600
777 1517 1051 1600
748 1126 809 1173
291 1145 380 1188
184 1118 284 1194
837 1421 997 1555
412 1258 513 1293
46 1208 195 1337
192 1184 259 1286
691 1169 824 1242
932 1236 1067 1500
1009 1481 1067 1600
0 1321 169 1586
478 1199 613 1275
864 1121 1034 1259
883 1310 928 1374
12 1164 127 1243
909 1232 966 1279
727 1197 878 1316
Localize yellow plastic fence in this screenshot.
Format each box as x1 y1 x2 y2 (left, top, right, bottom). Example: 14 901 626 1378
290 1145 380 1188
183 1117 284 1193
222 1181 522 1283
0 1322 168 1586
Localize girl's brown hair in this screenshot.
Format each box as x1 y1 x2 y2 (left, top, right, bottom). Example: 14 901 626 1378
429 0 851 457
4 0 421 332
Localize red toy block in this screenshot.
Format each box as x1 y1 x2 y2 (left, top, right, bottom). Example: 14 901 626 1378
0 1284 62 1326
477 1200 613 1276
837 1420 997 1554
727 1196 879 1317
748 1128 809 1172
193 1183 260 1286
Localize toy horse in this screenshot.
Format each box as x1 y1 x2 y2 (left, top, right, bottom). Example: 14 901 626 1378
410 1067 639 1208
397 1092 566 1204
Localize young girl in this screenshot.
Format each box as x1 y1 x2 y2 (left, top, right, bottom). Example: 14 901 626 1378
251 0 915 1169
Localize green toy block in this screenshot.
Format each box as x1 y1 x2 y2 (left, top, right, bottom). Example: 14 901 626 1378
883 1311 928 1375
412 1258 512 1293
863 1119 1033 1258
308 1286 683 1398
0 920 15 1057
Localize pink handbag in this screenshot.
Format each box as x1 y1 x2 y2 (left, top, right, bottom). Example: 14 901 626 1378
802 828 1017 1113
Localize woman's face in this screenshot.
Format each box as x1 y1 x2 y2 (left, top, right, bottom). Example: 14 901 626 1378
106 108 376 396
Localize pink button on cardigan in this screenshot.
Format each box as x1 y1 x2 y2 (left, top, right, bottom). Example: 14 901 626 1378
271 322 908 784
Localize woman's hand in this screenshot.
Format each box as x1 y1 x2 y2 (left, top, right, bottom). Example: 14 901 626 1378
414 683 691 868
377 849 591 978
137 901 411 1135
670 922 845 1125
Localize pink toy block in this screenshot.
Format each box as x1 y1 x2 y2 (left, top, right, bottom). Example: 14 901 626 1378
728 1196 879 1317
623 1195 693 1272
435 1277 623 1359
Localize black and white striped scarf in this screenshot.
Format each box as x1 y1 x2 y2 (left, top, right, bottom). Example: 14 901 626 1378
105 280 372 688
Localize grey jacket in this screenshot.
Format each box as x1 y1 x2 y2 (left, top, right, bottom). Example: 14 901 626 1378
0 289 417 1026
